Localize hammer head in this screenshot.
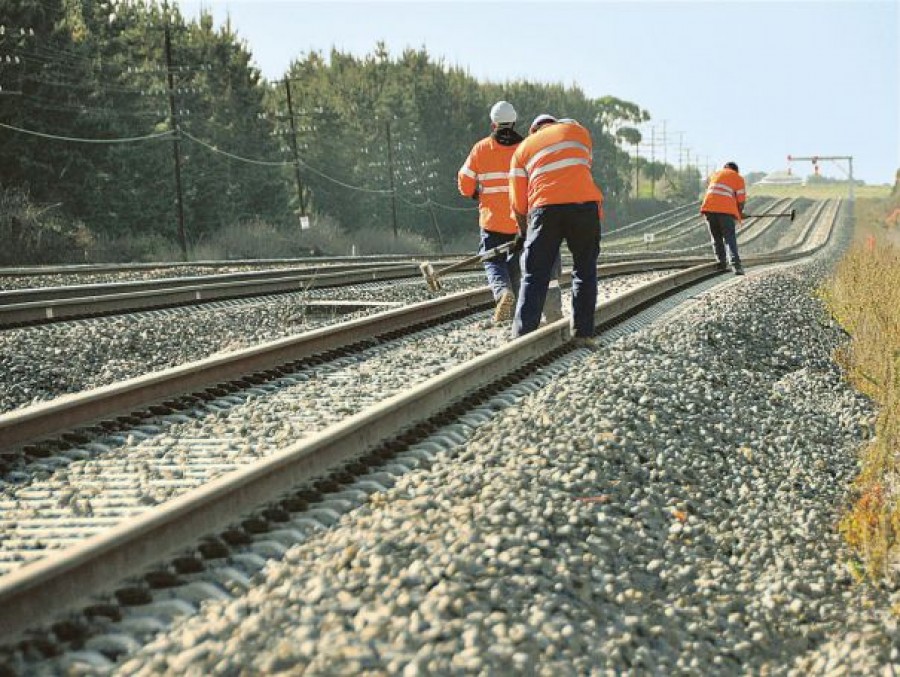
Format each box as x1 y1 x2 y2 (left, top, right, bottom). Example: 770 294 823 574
790 208 796 222
419 261 442 292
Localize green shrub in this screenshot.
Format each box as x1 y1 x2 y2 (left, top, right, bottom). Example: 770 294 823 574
0 186 84 265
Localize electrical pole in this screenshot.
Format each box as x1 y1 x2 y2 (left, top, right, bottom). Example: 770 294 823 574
163 10 188 261
650 126 656 199
385 120 398 239
634 143 639 199
661 120 668 175
282 78 307 217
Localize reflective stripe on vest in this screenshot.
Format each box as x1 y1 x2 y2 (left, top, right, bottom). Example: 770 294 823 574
530 156 591 179
525 140 591 175
706 183 735 198
478 171 510 181
459 165 477 179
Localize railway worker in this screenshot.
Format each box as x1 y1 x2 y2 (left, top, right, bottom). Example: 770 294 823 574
458 100 525 324
701 161 747 275
509 114 603 341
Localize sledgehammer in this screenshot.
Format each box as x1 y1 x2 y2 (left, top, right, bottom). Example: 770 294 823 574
420 240 517 292
743 208 797 222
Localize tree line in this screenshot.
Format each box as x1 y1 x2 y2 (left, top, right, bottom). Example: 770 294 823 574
0 0 697 263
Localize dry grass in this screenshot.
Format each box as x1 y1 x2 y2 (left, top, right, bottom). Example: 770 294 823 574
821 190 900 582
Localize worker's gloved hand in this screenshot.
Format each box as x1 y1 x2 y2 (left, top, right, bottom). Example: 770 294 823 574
471 189 480 201
511 234 525 255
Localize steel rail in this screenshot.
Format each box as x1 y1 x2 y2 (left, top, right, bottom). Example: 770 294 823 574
0 258 699 451
603 200 701 238
0 264 425 328
785 199 830 249
0 253 704 328
0 201 843 640
0 204 700 280
0 253 468 278
606 197 788 252
0 264 720 639
0 261 414 305
643 198 802 255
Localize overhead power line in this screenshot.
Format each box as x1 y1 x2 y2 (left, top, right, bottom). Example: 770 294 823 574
180 129 293 167
0 121 173 144
180 128 395 195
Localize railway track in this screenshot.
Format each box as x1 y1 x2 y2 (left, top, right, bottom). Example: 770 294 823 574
603 198 772 248
0 253 466 283
0 262 432 329
0 259 694 450
0 268 680 575
606 197 797 253
0 204 711 328
0 199 840 668
0 201 694 288
0 255 688 329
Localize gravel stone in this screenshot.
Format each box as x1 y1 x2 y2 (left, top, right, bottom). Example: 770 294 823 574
81 236 897 674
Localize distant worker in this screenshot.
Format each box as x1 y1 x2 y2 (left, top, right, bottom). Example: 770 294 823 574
458 100 525 323
509 114 603 342
701 161 747 275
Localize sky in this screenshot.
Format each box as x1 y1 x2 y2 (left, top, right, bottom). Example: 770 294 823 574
176 0 900 185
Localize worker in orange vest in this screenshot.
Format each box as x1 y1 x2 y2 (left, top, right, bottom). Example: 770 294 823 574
701 161 747 275
458 101 525 323
509 114 604 341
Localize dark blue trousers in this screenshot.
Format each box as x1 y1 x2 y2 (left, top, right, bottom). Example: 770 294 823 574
704 212 741 265
512 202 600 338
480 229 519 301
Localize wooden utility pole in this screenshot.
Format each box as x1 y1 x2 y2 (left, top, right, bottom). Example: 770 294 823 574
282 78 307 216
163 11 188 261
634 143 640 199
385 121 398 239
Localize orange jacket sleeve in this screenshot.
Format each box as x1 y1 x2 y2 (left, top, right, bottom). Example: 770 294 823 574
508 148 529 217
458 146 479 198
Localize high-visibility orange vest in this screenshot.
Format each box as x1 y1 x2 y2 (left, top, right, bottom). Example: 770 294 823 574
701 168 746 219
508 122 603 218
458 136 521 235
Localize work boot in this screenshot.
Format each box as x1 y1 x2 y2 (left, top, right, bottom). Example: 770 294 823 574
569 336 599 351
716 260 728 272
733 263 745 276
492 290 515 323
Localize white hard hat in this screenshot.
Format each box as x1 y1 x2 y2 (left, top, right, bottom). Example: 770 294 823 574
490 100 517 125
529 114 558 133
